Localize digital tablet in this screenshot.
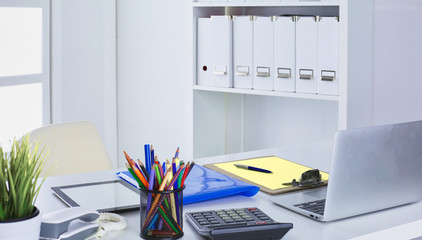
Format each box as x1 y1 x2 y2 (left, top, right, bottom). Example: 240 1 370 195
51 180 140 212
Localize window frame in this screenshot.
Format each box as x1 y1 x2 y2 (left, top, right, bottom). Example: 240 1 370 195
0 0 50 125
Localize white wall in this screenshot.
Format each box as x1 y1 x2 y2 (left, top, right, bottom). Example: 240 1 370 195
117 0 192 166
372 0 422 125
51 0 118 166
344 0 422 129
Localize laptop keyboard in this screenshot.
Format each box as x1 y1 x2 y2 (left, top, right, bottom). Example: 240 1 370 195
294 199 326 215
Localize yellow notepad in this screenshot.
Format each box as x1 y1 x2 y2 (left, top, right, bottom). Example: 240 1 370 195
204 156 329 195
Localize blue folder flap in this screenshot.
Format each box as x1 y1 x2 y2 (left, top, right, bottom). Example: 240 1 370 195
183 165 259 204
116 165 259 204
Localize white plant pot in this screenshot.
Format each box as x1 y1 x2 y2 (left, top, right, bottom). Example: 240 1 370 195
0 207 41 240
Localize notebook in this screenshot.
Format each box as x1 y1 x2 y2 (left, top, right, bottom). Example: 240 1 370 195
271 120 422 222
117 164 260 204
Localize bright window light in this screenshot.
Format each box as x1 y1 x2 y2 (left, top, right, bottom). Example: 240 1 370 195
0 83 43 151
0 7 43 77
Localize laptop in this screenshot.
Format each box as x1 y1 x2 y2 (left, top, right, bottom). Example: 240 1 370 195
271 120 422 222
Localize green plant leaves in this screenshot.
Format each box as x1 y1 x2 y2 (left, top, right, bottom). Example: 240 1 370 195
0 135 49 221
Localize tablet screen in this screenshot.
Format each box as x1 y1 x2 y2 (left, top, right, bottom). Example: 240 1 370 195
52 180 139 212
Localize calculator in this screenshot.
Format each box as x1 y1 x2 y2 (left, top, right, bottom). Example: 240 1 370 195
185 207 293 240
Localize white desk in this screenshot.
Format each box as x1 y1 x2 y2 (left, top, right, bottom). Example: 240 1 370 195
36 147 422 240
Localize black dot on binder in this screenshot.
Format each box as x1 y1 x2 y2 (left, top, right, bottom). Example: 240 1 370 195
203 66 207 71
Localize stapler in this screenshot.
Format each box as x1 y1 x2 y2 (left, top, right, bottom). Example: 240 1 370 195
39 207 100 240
283 169 324 187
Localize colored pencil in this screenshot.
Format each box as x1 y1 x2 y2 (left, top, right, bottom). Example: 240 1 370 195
146 168 156 214
162 161 166 174
171 158 177 187
174 147 179 159
180 162 191 186
158 157 164 183
177 161 185 188
150 145 155 171
171 157 181 223
144 144 151 175
132 159 146 180
138 159 149 180
154 163 162 187
182 161 195 186
167 159 177 222
147 230 177 237
124 151 149 188
125 163 145 189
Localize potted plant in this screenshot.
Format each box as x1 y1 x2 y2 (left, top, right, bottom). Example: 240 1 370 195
0 135 49 240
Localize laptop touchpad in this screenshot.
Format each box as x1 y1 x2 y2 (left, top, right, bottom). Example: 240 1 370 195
303 188 327 199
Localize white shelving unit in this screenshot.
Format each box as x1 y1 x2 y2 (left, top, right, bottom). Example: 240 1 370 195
191 0 422 165
193 85 339 101
192 1 341 160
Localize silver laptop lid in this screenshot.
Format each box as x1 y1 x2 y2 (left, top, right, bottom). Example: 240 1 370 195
324 120 422 221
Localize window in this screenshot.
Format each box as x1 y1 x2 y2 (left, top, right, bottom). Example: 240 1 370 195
0 0 50 150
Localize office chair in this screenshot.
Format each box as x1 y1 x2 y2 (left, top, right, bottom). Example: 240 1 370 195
28 121 113 176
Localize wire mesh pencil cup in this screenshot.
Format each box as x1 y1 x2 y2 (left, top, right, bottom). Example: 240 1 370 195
140 185 185 240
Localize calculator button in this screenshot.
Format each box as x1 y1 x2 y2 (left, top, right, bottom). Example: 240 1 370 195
187 207 293 240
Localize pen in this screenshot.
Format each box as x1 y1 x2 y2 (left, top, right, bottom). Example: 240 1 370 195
234 164 272 173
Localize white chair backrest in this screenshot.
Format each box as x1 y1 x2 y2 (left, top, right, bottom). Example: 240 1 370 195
29 121 113 176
